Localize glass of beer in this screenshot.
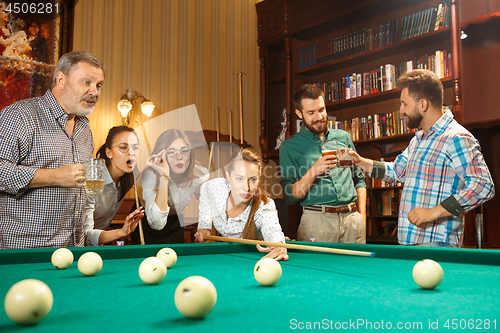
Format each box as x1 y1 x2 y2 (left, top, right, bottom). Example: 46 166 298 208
338 148 354 167
321 140 337 177
84 158 105 194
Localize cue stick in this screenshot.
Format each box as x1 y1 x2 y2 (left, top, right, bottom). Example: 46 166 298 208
135 121 151 246
208 142 215 172
216 107 220 141
229 109 232 143
203 235 375 257
236 72 245 145
133 178 145 245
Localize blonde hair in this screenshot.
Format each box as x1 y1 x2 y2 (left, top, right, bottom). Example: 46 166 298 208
226 149 270 240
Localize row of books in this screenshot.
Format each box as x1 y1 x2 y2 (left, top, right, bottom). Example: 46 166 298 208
297 0 451 70
314 50 450 103
327 111 415 142
375 188 402 216
401 0 451 41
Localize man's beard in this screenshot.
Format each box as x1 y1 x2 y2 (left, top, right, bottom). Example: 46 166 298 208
405 107 423 129
61 90 98 116
73 100 96 116
303 118 327 135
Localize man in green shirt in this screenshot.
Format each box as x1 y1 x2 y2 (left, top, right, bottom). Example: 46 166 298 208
279 84 367 243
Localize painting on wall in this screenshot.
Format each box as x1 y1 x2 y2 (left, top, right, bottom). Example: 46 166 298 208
0 0 75 110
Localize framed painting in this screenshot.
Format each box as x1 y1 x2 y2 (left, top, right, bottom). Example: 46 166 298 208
0 0 75 110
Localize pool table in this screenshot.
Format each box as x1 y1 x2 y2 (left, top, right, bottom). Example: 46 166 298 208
0 242 499 332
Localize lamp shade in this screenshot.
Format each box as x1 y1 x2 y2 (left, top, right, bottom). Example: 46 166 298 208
140 101 155 117
117 99 133 118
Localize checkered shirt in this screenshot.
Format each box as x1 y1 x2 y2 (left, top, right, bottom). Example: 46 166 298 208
0 90 94 248
382 110 494 246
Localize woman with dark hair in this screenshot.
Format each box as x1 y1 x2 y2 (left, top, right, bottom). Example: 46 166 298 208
194 149 288 261
131 129 209 244
83 126 145 246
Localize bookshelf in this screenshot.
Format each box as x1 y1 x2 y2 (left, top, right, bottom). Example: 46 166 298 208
257 0 461 242
256 0 500 244
257 0 500 247
257 0 460 160
366 178 402 242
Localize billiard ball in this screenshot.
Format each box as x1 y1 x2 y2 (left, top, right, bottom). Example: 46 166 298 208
174 276 217 318
156 247 177 268
254 258 282 286
78 252 103 276
4 279 53 325
412 259 444 289
139 257 167 285
51 248 73 270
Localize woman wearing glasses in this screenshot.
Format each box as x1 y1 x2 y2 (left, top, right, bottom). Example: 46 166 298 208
83 126 145 246
131 129 209 244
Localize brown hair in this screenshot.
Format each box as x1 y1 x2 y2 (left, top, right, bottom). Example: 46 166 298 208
226 149 270 240
96 126 137 201
397 69 443 109
149 129 202 188
292 84 325 112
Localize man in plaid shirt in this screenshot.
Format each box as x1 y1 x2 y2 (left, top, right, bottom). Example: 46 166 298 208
350 70 494 247
0 50 105 248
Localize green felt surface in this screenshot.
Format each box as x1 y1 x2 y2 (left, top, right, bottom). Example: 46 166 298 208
0 243 499 332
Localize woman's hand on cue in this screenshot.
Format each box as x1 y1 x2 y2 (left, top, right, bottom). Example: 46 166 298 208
121 206 145 236
257 244 289 261
194 228 211 243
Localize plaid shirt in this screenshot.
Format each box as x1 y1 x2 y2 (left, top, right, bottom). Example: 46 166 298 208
0 90 94 249
383 110 494 246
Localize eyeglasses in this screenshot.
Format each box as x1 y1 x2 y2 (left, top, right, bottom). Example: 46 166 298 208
115 143 143 154
166 146 191 157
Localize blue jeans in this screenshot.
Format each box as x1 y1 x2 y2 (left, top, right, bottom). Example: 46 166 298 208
415 242 456 248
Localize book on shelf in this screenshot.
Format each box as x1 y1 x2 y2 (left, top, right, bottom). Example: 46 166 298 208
351 74 356 99
435 3 443 30
356 73 362 98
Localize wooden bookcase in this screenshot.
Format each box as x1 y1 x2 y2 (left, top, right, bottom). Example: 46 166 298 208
256 0 500 247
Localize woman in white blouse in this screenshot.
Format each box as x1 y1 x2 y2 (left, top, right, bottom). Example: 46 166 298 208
195 149 288 261
131 129 209 244
83 126 145 246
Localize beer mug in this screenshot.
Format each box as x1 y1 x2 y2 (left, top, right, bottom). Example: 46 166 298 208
84 158 105 194
320 140 337 177
338 148 354 168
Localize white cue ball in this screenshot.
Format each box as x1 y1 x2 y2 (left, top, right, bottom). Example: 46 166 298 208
175 276 217 319
156 247 177 268
78 252 103 276
412 259 444 289
4 279 53 325
254 258 282 286
139 257 167 285
51 248 74 270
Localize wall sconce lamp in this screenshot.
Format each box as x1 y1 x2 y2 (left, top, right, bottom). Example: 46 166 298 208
117 88 155 124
